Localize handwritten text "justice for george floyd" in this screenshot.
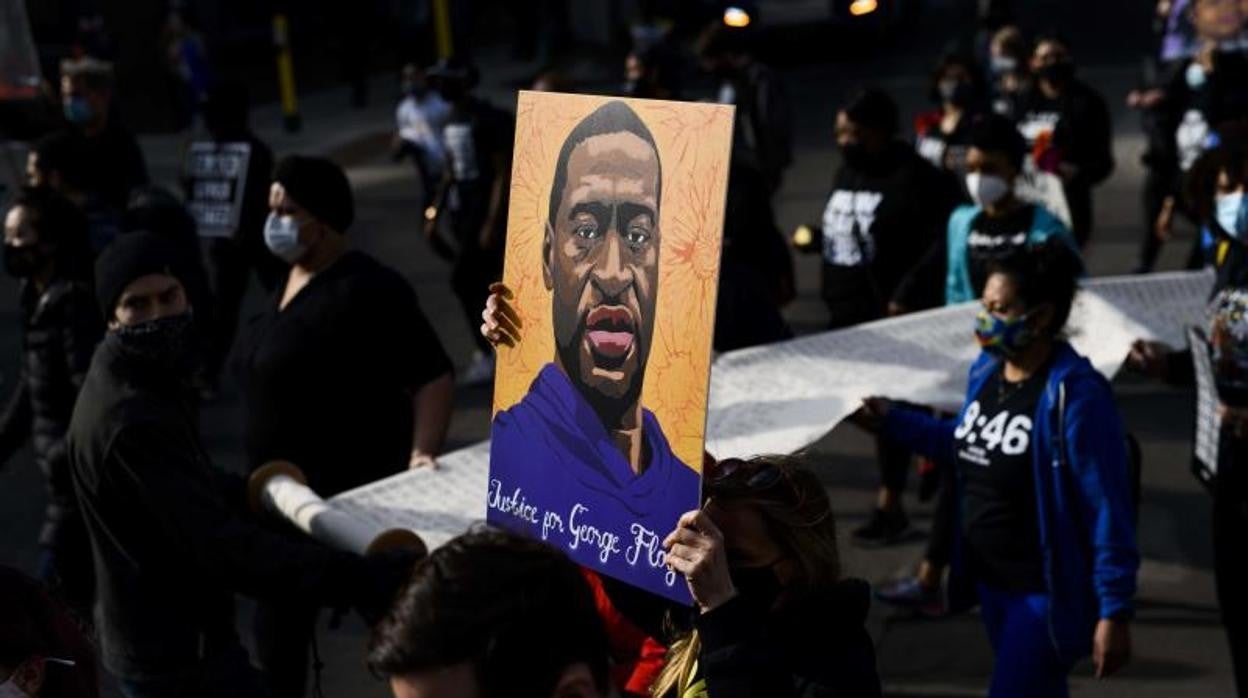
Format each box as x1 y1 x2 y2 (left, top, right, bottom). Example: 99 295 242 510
487 479 678 588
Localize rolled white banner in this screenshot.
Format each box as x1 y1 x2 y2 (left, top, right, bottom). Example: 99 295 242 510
249 461 425 556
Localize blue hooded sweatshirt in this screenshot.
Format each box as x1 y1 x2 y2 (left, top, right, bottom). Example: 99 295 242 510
945 204 1075 305
883 342 1138 663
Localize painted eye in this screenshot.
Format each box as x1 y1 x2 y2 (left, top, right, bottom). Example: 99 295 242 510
625 226 650 247
574 222 600 240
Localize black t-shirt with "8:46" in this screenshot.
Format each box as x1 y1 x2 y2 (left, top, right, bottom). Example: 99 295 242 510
953 363 1051 592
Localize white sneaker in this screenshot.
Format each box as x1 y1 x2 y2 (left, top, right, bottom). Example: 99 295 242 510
460 352 496 387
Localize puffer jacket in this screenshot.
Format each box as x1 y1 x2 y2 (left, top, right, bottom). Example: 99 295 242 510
0 277 102 544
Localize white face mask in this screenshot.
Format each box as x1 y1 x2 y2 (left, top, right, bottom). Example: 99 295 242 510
1185 62 1207 91
966 172 1011 208
264 212 308 264
1216 191 1247 240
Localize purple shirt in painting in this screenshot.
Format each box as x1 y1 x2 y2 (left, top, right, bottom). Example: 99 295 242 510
488 363 699 603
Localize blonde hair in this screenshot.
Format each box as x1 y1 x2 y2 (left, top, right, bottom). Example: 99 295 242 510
651 454 840 696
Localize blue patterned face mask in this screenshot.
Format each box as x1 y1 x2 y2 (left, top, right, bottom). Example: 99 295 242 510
974 308 1037 358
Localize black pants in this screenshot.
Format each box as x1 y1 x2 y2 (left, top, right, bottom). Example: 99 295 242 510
1213 432 1248 695
1137 166 1172 273
1065 181 1094 249
448 200 505 356
925 461 957 568
206 238 285 385
253 598 319 698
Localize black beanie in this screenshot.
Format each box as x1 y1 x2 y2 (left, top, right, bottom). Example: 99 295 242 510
95 230 187 320
273 155 354 233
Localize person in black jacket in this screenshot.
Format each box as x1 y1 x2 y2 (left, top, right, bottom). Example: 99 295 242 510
58 57 147 252
697 19 794 195
657 454 881 698
67 231 415 698
1017 34 1114 248
0 186 101 621
813 88 958 547
818 87 959 328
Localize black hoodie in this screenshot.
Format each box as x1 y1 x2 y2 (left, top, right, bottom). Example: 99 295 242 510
820 142 958 326
673 578 882 697
66 335 377 680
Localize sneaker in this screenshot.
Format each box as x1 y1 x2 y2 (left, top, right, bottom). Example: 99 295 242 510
460 352 496 387
875 576 946 617
851 507 911 548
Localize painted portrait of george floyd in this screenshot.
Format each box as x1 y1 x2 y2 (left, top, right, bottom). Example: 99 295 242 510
488 92 733 603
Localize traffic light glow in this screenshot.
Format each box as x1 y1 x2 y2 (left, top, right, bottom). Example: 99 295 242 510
723 7 752 27
850 0 879 16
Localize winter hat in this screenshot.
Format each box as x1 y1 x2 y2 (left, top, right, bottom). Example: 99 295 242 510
94 230 187 320
273 155 355 233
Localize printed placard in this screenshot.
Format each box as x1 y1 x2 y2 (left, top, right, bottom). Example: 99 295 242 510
487 92 733 603
182 141 251 238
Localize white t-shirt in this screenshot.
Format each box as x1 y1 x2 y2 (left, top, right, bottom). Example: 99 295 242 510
396 92 451 174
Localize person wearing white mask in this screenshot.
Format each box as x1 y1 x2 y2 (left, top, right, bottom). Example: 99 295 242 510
946 114 1078 305
237 155 454 698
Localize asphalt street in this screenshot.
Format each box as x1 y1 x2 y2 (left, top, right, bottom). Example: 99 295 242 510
0 0 1234 695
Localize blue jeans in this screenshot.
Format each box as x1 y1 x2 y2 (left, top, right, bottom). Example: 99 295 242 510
978 584 1073 698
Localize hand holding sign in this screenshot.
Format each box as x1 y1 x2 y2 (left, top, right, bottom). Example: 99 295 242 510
664 509 737 613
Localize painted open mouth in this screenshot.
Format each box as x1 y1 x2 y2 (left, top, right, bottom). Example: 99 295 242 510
585 305 635 368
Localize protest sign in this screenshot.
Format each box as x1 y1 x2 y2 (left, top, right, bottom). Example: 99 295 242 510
1189 327 1221 483
182 141 252 238
486 92 733 603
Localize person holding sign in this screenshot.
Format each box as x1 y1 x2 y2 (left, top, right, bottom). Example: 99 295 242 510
860 241 1137 698
654 455 881 698
1129 139 1248 691
484 100 701 602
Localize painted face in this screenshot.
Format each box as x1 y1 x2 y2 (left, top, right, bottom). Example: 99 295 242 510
545 130 660 412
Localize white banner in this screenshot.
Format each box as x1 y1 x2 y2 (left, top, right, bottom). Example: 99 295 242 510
326 270 1214 550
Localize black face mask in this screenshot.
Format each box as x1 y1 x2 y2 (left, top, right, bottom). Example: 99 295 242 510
112 312 198 375
3 245 43 279
730 563 783 607
841 142 871 171
939 80 976 108
1038 61 1075 85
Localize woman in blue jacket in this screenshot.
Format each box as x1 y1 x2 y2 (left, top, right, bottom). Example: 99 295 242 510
860 240 1137 697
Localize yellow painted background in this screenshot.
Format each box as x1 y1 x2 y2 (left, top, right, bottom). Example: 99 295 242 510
492 91 733 471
